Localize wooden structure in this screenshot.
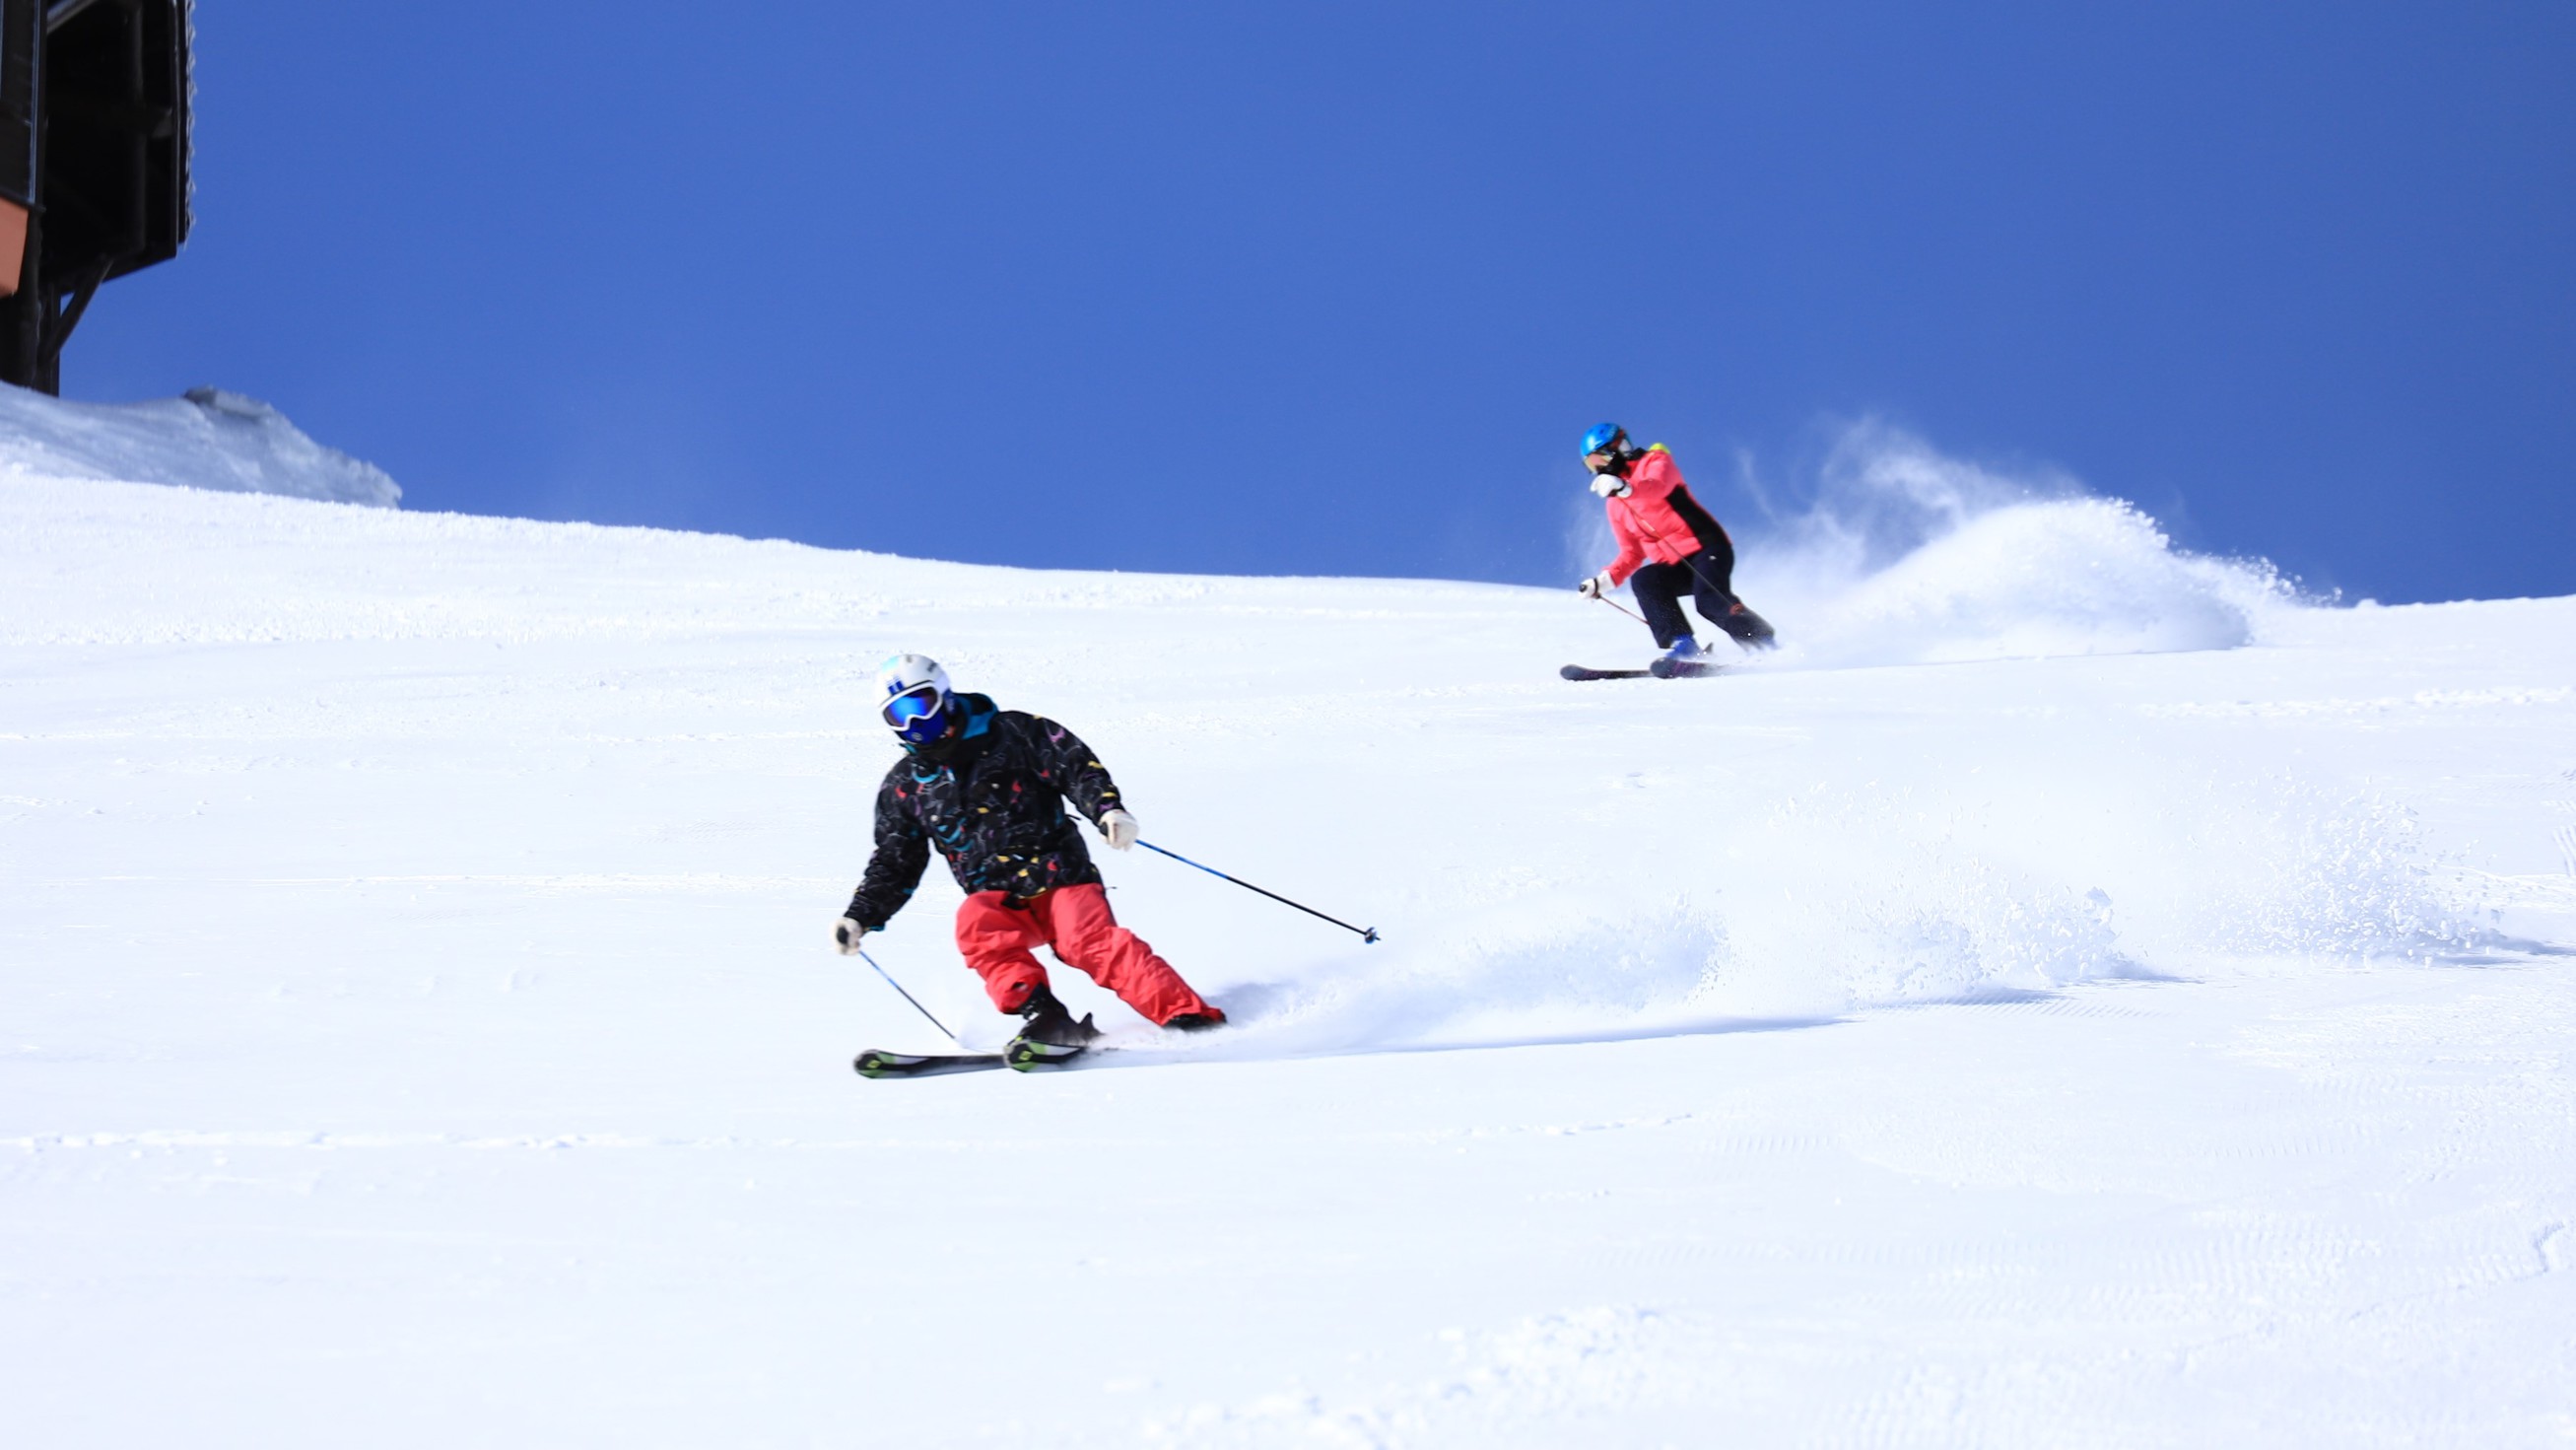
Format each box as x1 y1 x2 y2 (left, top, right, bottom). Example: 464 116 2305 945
0 0 190 393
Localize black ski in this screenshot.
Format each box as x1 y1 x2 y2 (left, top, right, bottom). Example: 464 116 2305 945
853 1042 1096 1079
854 1049 1008 1078
1562 661 1725 681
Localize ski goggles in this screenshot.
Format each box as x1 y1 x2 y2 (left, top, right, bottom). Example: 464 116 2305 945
882 683 950 739
882 683 945 729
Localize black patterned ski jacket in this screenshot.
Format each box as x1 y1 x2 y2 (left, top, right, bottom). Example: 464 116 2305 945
843 693 1125 928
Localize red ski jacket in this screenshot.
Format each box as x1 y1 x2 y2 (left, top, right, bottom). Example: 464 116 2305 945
1599 445 1732 587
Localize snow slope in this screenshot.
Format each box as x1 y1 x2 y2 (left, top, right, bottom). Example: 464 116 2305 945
3 467 2571 1447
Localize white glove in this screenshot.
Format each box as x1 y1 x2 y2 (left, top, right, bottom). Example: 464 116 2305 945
1589 473 1631 499
833 917 872 955
1577 572 1613 599
1100 808 1140 851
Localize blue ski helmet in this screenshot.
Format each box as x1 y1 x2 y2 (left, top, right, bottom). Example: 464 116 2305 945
1580 422 1624 457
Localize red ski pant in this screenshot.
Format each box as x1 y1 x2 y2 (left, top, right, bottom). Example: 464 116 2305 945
953 882 1216 1026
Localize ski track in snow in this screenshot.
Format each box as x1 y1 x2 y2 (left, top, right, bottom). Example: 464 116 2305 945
5 470 2575 1446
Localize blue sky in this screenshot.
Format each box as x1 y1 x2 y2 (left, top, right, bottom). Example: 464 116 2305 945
70 3 2576 602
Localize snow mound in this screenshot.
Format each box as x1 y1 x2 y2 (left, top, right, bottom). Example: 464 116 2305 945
0 383 400 507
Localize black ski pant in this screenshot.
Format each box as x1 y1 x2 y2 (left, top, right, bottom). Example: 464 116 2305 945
1629 540 1775 650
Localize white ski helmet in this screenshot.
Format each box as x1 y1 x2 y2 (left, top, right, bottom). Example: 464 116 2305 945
875 653 954 745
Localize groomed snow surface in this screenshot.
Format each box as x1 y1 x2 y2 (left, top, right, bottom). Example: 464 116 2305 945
4 448 2573 1446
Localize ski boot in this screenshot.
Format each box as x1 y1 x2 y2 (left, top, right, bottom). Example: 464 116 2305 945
1721 601 1779 651
1650 637 1720 679
1004 984 1100 1070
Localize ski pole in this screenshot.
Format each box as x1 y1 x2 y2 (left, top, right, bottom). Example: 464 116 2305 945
855 945 960 1042
1136 840 1381 943
1590 591 1649 626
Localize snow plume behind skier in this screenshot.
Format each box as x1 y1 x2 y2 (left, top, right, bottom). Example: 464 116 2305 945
833 655 1225 1052
1577 423 1778 663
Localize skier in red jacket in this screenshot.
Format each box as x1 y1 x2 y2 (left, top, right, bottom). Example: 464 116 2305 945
1576 423 1776 662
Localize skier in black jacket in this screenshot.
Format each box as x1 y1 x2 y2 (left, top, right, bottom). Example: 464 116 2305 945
832 654 1225 1046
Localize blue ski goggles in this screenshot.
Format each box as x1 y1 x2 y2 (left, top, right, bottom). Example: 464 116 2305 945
881 684 950 743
